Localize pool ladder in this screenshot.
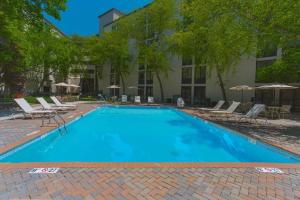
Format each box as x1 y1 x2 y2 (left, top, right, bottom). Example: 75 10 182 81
56 114 67 134
42 113 67 134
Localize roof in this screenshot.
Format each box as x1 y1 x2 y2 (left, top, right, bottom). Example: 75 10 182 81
98 8 125 18
100 3 152 29
44 18 66 37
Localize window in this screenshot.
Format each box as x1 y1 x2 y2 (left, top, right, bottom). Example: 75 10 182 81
146 72 153 85
138 86 144 97
257 43 278 58
256 60 276 68
146 86 153 97
138 72 145 85
182 55 193 66
139 63 145 70
194 86 206 105
194 66 206 84
181 86 192 105
87 69 95 74
182 68 192 84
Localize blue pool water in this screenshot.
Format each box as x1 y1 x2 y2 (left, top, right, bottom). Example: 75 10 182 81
1 106 300 163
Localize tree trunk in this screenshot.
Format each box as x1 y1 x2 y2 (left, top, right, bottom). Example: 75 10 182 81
155 71 164 103
120 73 126 94
94 66 99 94
216 67 228 103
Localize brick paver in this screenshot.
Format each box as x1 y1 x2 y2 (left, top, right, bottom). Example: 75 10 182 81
0 167 300 199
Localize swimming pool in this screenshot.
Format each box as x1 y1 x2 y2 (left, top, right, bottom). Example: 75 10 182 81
1 106 300 163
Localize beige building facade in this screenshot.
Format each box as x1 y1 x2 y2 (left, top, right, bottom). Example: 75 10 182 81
94 8 300 109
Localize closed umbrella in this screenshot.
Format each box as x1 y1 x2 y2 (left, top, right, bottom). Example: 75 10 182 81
230 85 254 102
256 84 298 105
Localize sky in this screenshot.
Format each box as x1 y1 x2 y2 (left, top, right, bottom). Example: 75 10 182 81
46 0 153 36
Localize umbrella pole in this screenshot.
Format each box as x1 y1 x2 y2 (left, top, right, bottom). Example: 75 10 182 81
242 90 244 103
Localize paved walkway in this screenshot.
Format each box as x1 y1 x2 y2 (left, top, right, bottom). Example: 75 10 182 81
1 167 300 200
1 104 300 199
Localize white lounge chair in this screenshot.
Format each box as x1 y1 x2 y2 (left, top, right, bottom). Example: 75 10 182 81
238 104 266 123
14 98 55 119
177 97 185 108
199 100 225 112
210 101 240 114
148 96 154 104
134 96 141 104
50 96 76 109
121 95 128 103
36 97 68 112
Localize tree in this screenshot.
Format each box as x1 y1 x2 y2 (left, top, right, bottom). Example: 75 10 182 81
126 0 176 102
0 0 67 94
101 31 132 94
228 0 300 84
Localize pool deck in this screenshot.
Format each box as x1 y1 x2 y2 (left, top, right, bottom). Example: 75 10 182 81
1 103 300 199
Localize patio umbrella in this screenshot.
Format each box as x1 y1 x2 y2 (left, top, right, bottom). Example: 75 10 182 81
256 84 298 105
54 82 69 87
128 86 138 89
54 82 69 95
107 85 121 97
230 85 254 102
68 84 80 88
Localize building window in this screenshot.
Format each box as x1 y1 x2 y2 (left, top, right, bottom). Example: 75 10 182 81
194 66 206 84
139 63 145 70
182 68 192 84
87 69 95 74
138 71 145 85
257 45 278 58
182 55 193 66
146 86 153 97
181 86 192 105
138 86 144 97
194 86 206 105
146 71 153 85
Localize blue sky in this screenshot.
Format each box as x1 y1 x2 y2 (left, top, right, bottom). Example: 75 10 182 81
46 0 152 36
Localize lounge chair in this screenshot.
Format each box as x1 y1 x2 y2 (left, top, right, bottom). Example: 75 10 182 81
36 97 69 112
199 100 225 112
279 105 292 119
148 96 154 104
14 98 56 119
121 95 128 103
210 101 240 114
50 96 76 109
238 104 266 123
177 97 185 108
134 96 141 104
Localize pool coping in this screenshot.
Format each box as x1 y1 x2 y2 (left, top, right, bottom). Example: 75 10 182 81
0 162 300 169
0 104 300 169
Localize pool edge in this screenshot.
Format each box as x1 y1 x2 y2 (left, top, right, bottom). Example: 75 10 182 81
0 162 300 169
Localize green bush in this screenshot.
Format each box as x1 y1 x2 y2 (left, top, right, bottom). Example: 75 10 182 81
80 96 97 101
24 96 53 104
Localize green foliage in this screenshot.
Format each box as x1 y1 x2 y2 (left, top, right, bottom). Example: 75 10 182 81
24 96 52 104
0 0 67 94
120 0 177 101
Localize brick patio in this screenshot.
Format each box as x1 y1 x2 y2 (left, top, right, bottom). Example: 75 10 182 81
1 167 300 199
1 104 300 199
